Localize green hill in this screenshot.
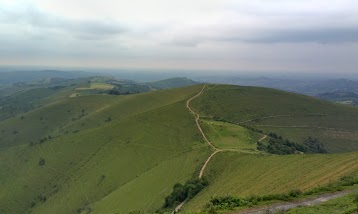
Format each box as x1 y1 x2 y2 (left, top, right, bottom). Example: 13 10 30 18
0 83 357 213
191 85 358 153
146 77 199 89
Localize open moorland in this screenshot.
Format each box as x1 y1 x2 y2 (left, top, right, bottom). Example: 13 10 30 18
0 81 357 213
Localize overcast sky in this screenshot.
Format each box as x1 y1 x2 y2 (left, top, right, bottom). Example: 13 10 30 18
0 0 357 73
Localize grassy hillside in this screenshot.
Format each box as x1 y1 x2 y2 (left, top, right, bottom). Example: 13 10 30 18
183 152 358 212
147 77 199 89
287 192 358 214
1 83 357 214
191 85 358 152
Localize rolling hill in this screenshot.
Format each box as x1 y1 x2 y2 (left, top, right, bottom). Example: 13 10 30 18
146 77 199 89
0 83 357 213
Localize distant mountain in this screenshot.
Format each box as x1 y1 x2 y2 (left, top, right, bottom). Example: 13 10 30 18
317 91 358 105
0 70 95 84
146 77 199 89
194 76 358 101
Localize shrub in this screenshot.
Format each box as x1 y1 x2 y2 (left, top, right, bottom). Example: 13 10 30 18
163 178 209 208
38 158 45 166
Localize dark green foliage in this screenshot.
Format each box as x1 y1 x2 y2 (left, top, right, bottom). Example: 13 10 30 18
76 203 92 214
105 117 112 122
163 178 209 208
257 133 327 155
30 136 53 146
37 194 47 202
303 137 327 153
38 158 45 166
108 83 151 95
207 190 303 210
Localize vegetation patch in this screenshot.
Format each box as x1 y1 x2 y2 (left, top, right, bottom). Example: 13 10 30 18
205 175 358 212
162 178 209 209
257 133 327 155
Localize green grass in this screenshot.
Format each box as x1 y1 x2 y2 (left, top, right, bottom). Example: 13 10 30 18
183 152 358 212
200 119 262 151
1 83 358 214
147 77 198 89
287 192 358 214
191 85 358 153
0 84 214 213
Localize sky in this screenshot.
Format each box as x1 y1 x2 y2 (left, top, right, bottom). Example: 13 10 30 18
0 0 357 73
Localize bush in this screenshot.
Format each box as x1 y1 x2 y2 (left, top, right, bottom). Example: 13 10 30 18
163 178 209 208
38 158 45 166
209 189 303 210
257 134 327 155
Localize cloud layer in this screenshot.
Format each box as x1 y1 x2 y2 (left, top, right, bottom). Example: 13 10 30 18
0 0 357 73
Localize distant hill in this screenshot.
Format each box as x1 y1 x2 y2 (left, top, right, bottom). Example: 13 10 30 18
317 91 358 105
146 77 199 89
0 70 95 84
0 76 151 121
194 76 358 97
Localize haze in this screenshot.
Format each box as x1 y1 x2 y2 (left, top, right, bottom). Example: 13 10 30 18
0 0 357 73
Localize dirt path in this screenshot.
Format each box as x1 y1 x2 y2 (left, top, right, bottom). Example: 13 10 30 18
186 85 219 150
198 150 221 178
238 190 355 214
258 135 267 142
185 85 221 178
174 85 222 213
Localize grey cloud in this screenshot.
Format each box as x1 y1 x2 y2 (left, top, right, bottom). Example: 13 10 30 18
0 6 125 39
167 26 358 47
244 27 358 43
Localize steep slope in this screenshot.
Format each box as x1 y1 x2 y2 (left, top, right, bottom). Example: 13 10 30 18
1 83 357 214
183 152 358 211
0 85 211 213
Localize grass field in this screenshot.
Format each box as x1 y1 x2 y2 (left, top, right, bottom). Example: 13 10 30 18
287 192 358 214
0 84 213 213
183 152 358 212
200 119 262 151
191 85 358 153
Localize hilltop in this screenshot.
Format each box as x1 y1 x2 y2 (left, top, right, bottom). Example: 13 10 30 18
0 82 357 213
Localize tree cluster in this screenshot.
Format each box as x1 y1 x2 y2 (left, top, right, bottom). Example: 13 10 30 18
163 178 209 208
257 133 327 155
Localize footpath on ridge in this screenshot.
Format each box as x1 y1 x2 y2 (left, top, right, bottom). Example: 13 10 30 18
173 84 354 213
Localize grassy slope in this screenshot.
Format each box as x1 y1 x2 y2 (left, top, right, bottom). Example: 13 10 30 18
183 84 358 211
147 77 198 89
191 85 358 152
0 84 212 213
0 95 119 148
287 192 358 214
184 152 358 212
200 119 262 151
1 83 358 213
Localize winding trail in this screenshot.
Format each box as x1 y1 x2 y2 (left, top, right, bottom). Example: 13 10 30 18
258 135 267 142
174 84 353 213
186 85 219 151
185 85 222 178
174 85 222 213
